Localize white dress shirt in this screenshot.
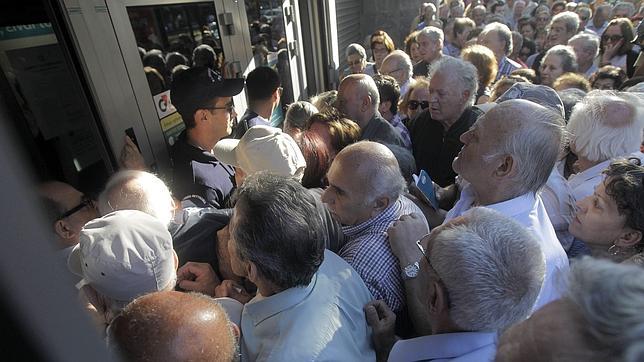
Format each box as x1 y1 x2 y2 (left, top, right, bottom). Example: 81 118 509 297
567 159 612 203
445 185 569 311
240 250 375 361
388 331 497 362
540 166 576 251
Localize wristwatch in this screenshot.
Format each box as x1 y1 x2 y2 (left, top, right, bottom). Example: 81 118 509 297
401 261 420 280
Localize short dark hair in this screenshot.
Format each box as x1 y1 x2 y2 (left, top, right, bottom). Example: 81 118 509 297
603 160 644 251
192 44 217 69
453 17 475 38
246 66 281 102
372 74 400 115
231 173 325 289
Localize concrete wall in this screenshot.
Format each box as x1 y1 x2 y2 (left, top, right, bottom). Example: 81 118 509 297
360 0 422 52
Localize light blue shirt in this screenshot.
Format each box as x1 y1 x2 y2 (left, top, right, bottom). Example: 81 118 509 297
240 250 376 361
388 331 497 362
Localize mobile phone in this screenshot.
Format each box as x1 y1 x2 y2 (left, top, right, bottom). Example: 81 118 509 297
416 169 439 210
125 127 141 152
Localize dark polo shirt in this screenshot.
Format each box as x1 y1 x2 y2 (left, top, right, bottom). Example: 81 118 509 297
230 109 270 139
170 130 235 208
360 114 405 147
413 60 430 77
407 107 482 187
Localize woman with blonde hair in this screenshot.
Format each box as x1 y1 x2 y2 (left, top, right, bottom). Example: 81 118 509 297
461 45 497 104
370 30 395 73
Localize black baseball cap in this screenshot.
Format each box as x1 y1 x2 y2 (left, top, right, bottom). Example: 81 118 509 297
170 66 244 118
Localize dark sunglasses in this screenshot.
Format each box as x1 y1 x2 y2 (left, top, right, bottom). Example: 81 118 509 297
58 195 94 220
408 100 430 110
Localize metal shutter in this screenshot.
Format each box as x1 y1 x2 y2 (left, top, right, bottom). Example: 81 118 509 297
335 0 362 72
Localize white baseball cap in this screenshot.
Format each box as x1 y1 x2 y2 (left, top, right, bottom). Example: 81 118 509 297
68 210 176 302
213 125 306 181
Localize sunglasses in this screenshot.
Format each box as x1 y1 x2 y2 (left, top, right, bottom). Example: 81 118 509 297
58 195 94 220
602 35 624 42
408 100 430 110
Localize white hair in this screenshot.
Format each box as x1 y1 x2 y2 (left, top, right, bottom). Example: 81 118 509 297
429 56 479 107
481 22 513 55
567 91 644 163
98 170 175 226
566 257 644 361
568 33 600 58
550 11 581 34
345 43 367 60
417 26 444 48
429 207 545 331
486 100 565 195
384 50 413 81
544 45 578 73
284 101 318 131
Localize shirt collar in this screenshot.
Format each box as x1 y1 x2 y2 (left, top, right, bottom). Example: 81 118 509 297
390 331 498 361
485 193 536 219
342 197 401 238
569 159 612 184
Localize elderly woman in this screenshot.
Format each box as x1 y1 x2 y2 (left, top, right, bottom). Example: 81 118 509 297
283 101 318 136
568 160 644 264
344 43 375 77
540 45 578 87
599 18 638 77
566 91 644 202
398 77 430 123
461 44 497 104
370 30 395 73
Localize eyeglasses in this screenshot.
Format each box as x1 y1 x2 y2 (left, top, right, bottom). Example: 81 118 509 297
416 237 452 308
602 35 624 43
202 102 235 114
408 100 430 110
383 68 404 76
57 195 94 220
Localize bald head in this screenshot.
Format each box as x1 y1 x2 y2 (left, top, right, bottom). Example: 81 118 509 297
110 291 237 362
381 50 412 85
336 74 379 126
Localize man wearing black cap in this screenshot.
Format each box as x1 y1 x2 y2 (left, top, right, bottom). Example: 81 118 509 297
169 66 244 208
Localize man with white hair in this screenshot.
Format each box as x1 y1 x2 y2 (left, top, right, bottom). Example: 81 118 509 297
336 74 405 146
367 207 545 361
380 50 414 97
470 5 487 28
568 33 599 78
566 91 644 202
322 141 426 314
497 257 644 361
528 11 581 75
67 210 178 335
479 22 523 80
407 56 482 187
413 26 444 77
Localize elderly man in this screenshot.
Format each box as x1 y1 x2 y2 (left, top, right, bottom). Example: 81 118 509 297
568 33 599 78
444 18 475 57
448 99 568 310
322 141 426 314
479 22 523 80
380 50 414 97
469 5 487 28
407 56 482 187
170 66 244 208
38 181 98 250
109 291 238 362
176 173 375 360
368 207 545 361
230 66 280 139
586 4 611 35
336 74 404 146
496 258 644 361
527 11 580 75
413 26 444 77
67 210 178 334
575 5 592 32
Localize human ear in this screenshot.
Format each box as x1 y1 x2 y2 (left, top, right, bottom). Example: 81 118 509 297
615 229 642 249
371 196 391 217
55 220 75 240
494 155 515 178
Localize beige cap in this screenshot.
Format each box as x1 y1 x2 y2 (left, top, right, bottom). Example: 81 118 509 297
213 125 306 181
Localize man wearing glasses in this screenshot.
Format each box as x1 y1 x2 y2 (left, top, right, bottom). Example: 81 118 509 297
170 66 244 208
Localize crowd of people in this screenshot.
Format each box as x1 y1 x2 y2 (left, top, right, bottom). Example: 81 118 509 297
36 0 644 360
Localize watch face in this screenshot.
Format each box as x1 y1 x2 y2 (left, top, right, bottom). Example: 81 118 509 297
403 262 420 279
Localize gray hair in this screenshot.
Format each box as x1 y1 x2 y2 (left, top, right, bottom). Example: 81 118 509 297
383 50 413 81
568 33 600 58
550 11 581 34
567 91 644 163
284 101 318 131
336 141 407 204
544 45 578 73
429 56 479 107
481 22 513 55
345 43 367 60
428 207 545 331
566 257 644 361
612 2 636 18
352 74 380 113
417 26 444 48
98 170 175 226
486 100 565 195
231 172 325 290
